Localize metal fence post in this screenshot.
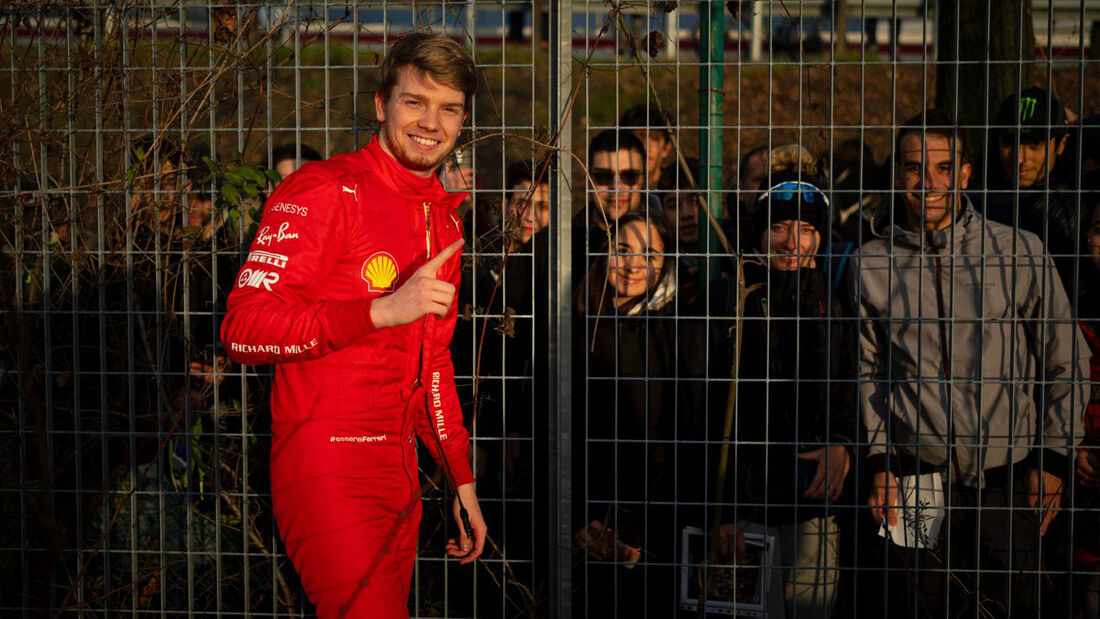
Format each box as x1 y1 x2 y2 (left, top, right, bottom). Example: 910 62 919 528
549 0 573 616
699 1 726 283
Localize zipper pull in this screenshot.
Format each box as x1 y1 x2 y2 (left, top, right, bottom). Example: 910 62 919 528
423 202 432 256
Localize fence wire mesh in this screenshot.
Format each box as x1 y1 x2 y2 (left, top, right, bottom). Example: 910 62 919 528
2 1 1099 617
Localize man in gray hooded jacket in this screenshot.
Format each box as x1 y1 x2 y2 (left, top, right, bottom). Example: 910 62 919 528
849 110 1088 617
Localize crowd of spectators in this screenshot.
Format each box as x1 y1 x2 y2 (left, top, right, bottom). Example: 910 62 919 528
8 86 1099 616
478 93 1098 617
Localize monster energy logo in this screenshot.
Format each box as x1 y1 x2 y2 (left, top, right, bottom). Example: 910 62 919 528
1019 96 1038 122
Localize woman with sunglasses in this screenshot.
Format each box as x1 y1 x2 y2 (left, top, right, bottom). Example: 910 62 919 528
570 209 706 616
712 174 857 619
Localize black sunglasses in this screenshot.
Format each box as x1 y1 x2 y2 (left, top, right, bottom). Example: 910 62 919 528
592 168 643 187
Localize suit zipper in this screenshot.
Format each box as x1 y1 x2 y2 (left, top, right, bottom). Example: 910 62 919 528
413 202 431 391
404 202 434 499
413 202 432 388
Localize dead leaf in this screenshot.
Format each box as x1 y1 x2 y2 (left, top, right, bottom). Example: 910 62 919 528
642 31 664 58
495 307 517 338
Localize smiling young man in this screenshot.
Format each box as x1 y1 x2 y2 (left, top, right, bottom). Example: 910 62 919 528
220 33 486 618
849 110 1087 618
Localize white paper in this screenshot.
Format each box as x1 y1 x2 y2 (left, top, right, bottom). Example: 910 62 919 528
876 472 946 549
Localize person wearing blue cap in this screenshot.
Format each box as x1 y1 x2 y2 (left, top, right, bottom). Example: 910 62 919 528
712 171 857 619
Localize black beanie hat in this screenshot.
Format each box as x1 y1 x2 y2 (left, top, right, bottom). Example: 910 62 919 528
751 175 830 244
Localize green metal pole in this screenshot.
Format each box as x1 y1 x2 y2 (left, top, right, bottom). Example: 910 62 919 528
699 1 726 290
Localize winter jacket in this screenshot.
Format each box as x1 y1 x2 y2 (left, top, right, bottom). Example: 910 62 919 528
713 261 857 525
571 282 708 617
849 198 1088 485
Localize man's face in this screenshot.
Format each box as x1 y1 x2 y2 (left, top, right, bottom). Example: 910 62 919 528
274 158 298 180
590 148 645 224
508 180 551 244
661 191 699 247
895 133 972 231
374 67 466 178
997 134 1068 189
632 129 672 182
761 219 820 271
738 150 768 217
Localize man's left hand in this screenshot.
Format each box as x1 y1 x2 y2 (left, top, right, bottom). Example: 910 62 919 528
1025 468 1064 536
446 482 487 564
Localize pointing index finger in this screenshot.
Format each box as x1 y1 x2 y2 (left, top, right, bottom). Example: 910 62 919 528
420 238 465 275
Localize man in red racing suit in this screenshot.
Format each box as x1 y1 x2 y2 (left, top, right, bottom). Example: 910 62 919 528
220 34 486 618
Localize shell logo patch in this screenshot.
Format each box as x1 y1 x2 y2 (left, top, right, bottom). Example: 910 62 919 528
361 252 399 292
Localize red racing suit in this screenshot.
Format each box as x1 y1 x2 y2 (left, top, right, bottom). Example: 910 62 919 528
220 136 474 618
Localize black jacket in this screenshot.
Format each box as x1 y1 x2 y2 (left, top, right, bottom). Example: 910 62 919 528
570 292 708 617
983 178 1079 295
710 261 858 525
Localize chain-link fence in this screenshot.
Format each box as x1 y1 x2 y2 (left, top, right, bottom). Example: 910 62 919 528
3 1 1099 617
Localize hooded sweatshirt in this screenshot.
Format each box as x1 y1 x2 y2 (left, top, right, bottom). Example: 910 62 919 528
848 197 1087 485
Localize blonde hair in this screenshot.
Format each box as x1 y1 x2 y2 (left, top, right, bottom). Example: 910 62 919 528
769 143 820 180
378 33 476 105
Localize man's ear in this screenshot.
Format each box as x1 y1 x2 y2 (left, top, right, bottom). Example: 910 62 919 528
958 162 973 190
1055 133 1069 157
374 91 387 122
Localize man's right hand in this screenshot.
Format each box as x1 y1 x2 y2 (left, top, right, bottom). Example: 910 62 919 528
868 471 899 527
370 238 464 328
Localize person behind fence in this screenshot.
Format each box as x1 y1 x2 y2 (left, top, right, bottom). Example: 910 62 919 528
504 159 551 251
829 138 883 244
450 159 551 501
90 138 245 608
726 145 769 244
1070 192 1100 617
271 142 323 180
572 209 696 616
656 158 702 303
219 33 487 618
849 109 1088 618
574 129 650 278
986 86 1078 293
620 103 675 196
707 174 856 619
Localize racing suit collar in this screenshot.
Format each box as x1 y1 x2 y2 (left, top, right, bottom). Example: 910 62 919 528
364 135 467 210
